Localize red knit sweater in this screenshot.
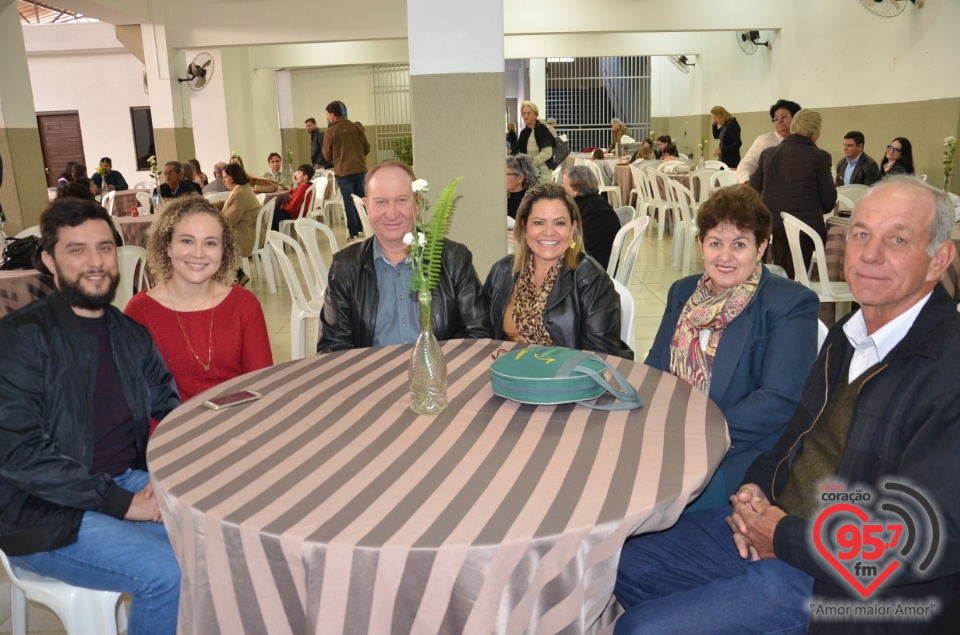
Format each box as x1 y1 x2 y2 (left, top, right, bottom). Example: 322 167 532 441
124 285 273 404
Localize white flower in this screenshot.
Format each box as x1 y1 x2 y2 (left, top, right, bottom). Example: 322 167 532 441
412 179 429 193
417 232 426 247
402 232 415 246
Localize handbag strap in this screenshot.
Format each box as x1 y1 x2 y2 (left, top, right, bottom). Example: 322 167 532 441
555 351 642 411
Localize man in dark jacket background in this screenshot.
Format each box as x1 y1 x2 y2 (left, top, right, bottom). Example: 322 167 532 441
0 198 182 634
750 108 836 278
836 130 880 187
306 117 331 170
614 176 960 634
317 160 486 353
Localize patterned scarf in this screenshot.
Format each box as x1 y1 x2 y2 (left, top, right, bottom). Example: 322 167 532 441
669 263 762 392
512 257 564 346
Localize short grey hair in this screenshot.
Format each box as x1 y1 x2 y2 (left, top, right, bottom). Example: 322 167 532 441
854 175 955 256
611 118 623 127
507 154 537 189
564 165 599 196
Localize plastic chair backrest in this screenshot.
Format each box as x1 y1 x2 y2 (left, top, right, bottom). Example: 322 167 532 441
658 160 683 173
101 191 116 215
780 212 838 296
253 199 276 252
836 193 855 212
689 168 718 204
15 225 41 239
204 191 229 203
817 319 829 353
611 278 635 354
294 218 338 289
615 206 637 227
552 165 563 183
256 193 267 206
607 215 650 281
112 246 147 310
710 171 738 189
267 231 320 306
704 160 728 170
837 184 869 206
299 183 317 218
135 191 152 213
351 194 374 236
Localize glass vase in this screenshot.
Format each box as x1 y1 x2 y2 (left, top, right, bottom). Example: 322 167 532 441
409 290 448 414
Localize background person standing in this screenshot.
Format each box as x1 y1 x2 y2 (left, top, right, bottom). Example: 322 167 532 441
322 100 371 241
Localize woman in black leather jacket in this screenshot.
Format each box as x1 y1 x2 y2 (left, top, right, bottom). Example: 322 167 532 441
483 183 630 358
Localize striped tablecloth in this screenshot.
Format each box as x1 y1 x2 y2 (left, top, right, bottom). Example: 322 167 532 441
0 269 55 315
148 339 728 635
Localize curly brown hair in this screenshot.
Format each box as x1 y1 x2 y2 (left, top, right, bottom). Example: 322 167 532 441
146 195 240 285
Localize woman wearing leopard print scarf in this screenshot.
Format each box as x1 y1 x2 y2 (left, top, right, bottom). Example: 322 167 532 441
482 183 630 358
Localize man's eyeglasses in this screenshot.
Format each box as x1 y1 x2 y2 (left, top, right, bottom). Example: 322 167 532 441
886 145 902 154
771 114 791 124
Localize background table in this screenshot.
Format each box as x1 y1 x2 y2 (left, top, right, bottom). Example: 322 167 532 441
114 215 155 248
825 216 960 299
110 189 152 216
0 270 54 315
149 339 728 634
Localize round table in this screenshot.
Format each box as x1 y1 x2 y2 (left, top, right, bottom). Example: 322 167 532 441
149 339 728 634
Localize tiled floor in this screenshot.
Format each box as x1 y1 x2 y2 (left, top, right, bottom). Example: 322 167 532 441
0 216 699 635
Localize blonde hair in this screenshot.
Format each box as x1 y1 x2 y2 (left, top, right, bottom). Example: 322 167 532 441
710 106 734 124
146 195 240 286
520 101 540 117
512 183 584 274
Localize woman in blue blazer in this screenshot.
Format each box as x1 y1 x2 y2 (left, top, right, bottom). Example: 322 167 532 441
646 185 819 511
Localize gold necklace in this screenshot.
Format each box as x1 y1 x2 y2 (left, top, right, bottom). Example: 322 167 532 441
168 287 215 372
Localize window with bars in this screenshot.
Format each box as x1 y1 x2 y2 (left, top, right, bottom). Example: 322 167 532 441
372 64 411 164
545 56 651 152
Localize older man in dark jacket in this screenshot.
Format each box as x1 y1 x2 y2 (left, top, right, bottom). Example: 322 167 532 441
615 177 960 634
317 161 486 353
750 108 836 278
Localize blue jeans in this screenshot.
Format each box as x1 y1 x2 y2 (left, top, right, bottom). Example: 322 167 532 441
614 508 813 634
11 469 179 635
337 171 366 237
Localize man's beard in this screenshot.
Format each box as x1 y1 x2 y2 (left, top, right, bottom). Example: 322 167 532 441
56 263 120 312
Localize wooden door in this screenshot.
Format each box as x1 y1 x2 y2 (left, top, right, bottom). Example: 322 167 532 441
37 111 85 188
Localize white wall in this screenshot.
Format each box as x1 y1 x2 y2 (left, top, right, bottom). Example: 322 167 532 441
290 66 375 128
27 44 150 185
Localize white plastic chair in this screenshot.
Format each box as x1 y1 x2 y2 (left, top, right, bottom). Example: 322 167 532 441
709 171 738 190
948 192 960 223
648 170 679 240
135 191 152 214
836 184 869 207
585 160 622 208
321 173 345 225
267 231 325 359
132 181 153 190
278 183 317 245
836 193 855 213
242 199 278 293
611 278 636 355
817 319 829 353
112 246 148 311
918 174 927 182
627 163 652 218
14 226 41 239
255 193 267 206
670 180 699 275
350 194 374 237
100 191 116 216
607 216 651 284
704 160 728 170
657 160 683 173
551 165 563 184
781 212 855 310
295 218 339 291
689 168 718 206
204 191 229 203
615 205 637 227
0 547 127 635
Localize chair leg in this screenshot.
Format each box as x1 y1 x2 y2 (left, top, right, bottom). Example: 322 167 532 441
260 252 277 294
12 585 27 635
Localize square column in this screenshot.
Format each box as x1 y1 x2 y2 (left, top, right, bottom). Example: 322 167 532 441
407 0 506 277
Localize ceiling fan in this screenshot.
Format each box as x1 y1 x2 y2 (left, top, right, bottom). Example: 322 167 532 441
178 52 215 91
858 0 920 18
668 55 695 74
736 31 769 55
